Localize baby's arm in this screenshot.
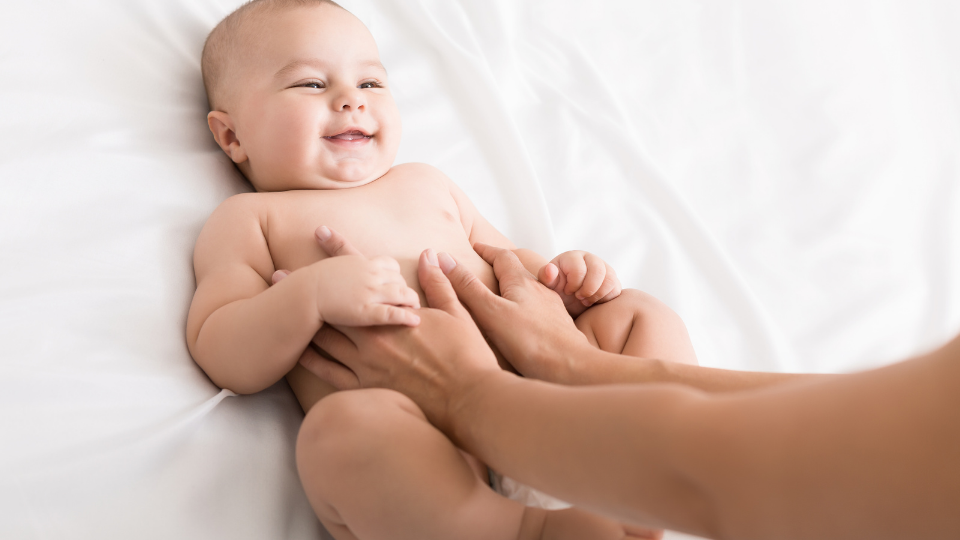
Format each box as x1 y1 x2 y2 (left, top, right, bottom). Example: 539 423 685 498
440 175 548 275
186 196 418 394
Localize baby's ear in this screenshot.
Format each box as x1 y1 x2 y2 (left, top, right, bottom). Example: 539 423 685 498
207 111 248 164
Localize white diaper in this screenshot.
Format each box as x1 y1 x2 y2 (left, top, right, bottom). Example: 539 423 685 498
488 469 571 510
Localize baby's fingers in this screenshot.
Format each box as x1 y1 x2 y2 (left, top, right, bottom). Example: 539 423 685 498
559 258 588 296
379 282 421 309
538 262 560 290
365 304 422 327
594 269 623 303
584 268 621 306
575 253 606 301
371 255 402 273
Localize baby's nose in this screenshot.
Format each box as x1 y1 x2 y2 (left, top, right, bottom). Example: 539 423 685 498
334 89 366 111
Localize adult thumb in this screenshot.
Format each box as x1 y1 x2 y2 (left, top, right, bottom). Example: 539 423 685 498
417 249 467 317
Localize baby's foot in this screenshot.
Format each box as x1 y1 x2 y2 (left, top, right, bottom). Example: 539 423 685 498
526 506 663 540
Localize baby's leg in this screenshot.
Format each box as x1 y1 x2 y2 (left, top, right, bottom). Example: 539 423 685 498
297 388 523 540
297 389 644 540
575 289 697 365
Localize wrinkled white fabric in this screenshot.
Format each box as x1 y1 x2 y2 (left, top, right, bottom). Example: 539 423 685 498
1 1 959 539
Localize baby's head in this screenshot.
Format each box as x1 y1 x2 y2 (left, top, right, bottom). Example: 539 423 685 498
202 0 400 192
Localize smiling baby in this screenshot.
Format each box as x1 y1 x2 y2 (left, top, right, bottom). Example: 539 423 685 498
187 1 696 539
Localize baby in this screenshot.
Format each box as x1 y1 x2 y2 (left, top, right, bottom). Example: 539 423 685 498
187 1 697 539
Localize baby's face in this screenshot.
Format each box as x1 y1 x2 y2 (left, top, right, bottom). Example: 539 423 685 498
220 4 400 191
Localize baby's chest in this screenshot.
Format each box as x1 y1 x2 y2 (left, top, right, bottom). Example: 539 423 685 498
263 183 470 274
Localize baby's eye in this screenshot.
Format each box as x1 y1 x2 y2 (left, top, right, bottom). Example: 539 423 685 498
299 81 325 89
359 81 382 89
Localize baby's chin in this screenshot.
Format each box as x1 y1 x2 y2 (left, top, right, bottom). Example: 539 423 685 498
247 161 392 192
313 175 380 190
315 163 392 189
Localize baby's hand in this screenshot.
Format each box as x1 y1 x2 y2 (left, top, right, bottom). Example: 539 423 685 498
273 226 421 327
313 254 421 327
537 250 621 316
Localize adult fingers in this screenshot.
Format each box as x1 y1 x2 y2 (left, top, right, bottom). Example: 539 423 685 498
471 242 501 265
472 243 534 290
416 249 470 317
436 251 505 321
312 325 359 366
315 225 363 257
297 346 360 390
576 253 607 300
271 269 291 284
624 524 664 539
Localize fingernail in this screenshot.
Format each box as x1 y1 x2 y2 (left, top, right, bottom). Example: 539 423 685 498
316 226 331 241
437 252 457 274
425 249 439 267
575 293 584 300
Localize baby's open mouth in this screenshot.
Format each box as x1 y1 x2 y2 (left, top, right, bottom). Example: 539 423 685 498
324 130 371 141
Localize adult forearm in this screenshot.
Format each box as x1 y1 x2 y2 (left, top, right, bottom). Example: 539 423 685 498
448 371 717 535
449 345 960 540
192 268 320 394
561 348 820 392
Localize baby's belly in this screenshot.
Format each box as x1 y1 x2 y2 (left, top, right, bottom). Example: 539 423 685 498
281 231 498 413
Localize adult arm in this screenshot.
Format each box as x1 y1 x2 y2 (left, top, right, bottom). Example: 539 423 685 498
462 243 822 393
310 248 960 540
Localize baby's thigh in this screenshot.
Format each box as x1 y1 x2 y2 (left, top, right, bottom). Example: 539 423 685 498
296 389 484 481
574 288 697 365
296 389 505 539
296 389 425 485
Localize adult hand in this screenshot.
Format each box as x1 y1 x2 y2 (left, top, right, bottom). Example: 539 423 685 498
298 248 504 430
442 243 594 383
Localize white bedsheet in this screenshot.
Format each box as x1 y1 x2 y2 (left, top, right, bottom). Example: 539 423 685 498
2 1 958 538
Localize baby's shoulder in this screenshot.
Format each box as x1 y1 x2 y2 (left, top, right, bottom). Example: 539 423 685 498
204 192 268 228
195 192 281 254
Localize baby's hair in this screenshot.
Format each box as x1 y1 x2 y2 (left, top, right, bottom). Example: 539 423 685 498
201 0 343 111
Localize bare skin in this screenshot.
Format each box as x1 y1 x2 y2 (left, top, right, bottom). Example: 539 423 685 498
306 243 960 540
189 3 685 539
279 233 687 540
